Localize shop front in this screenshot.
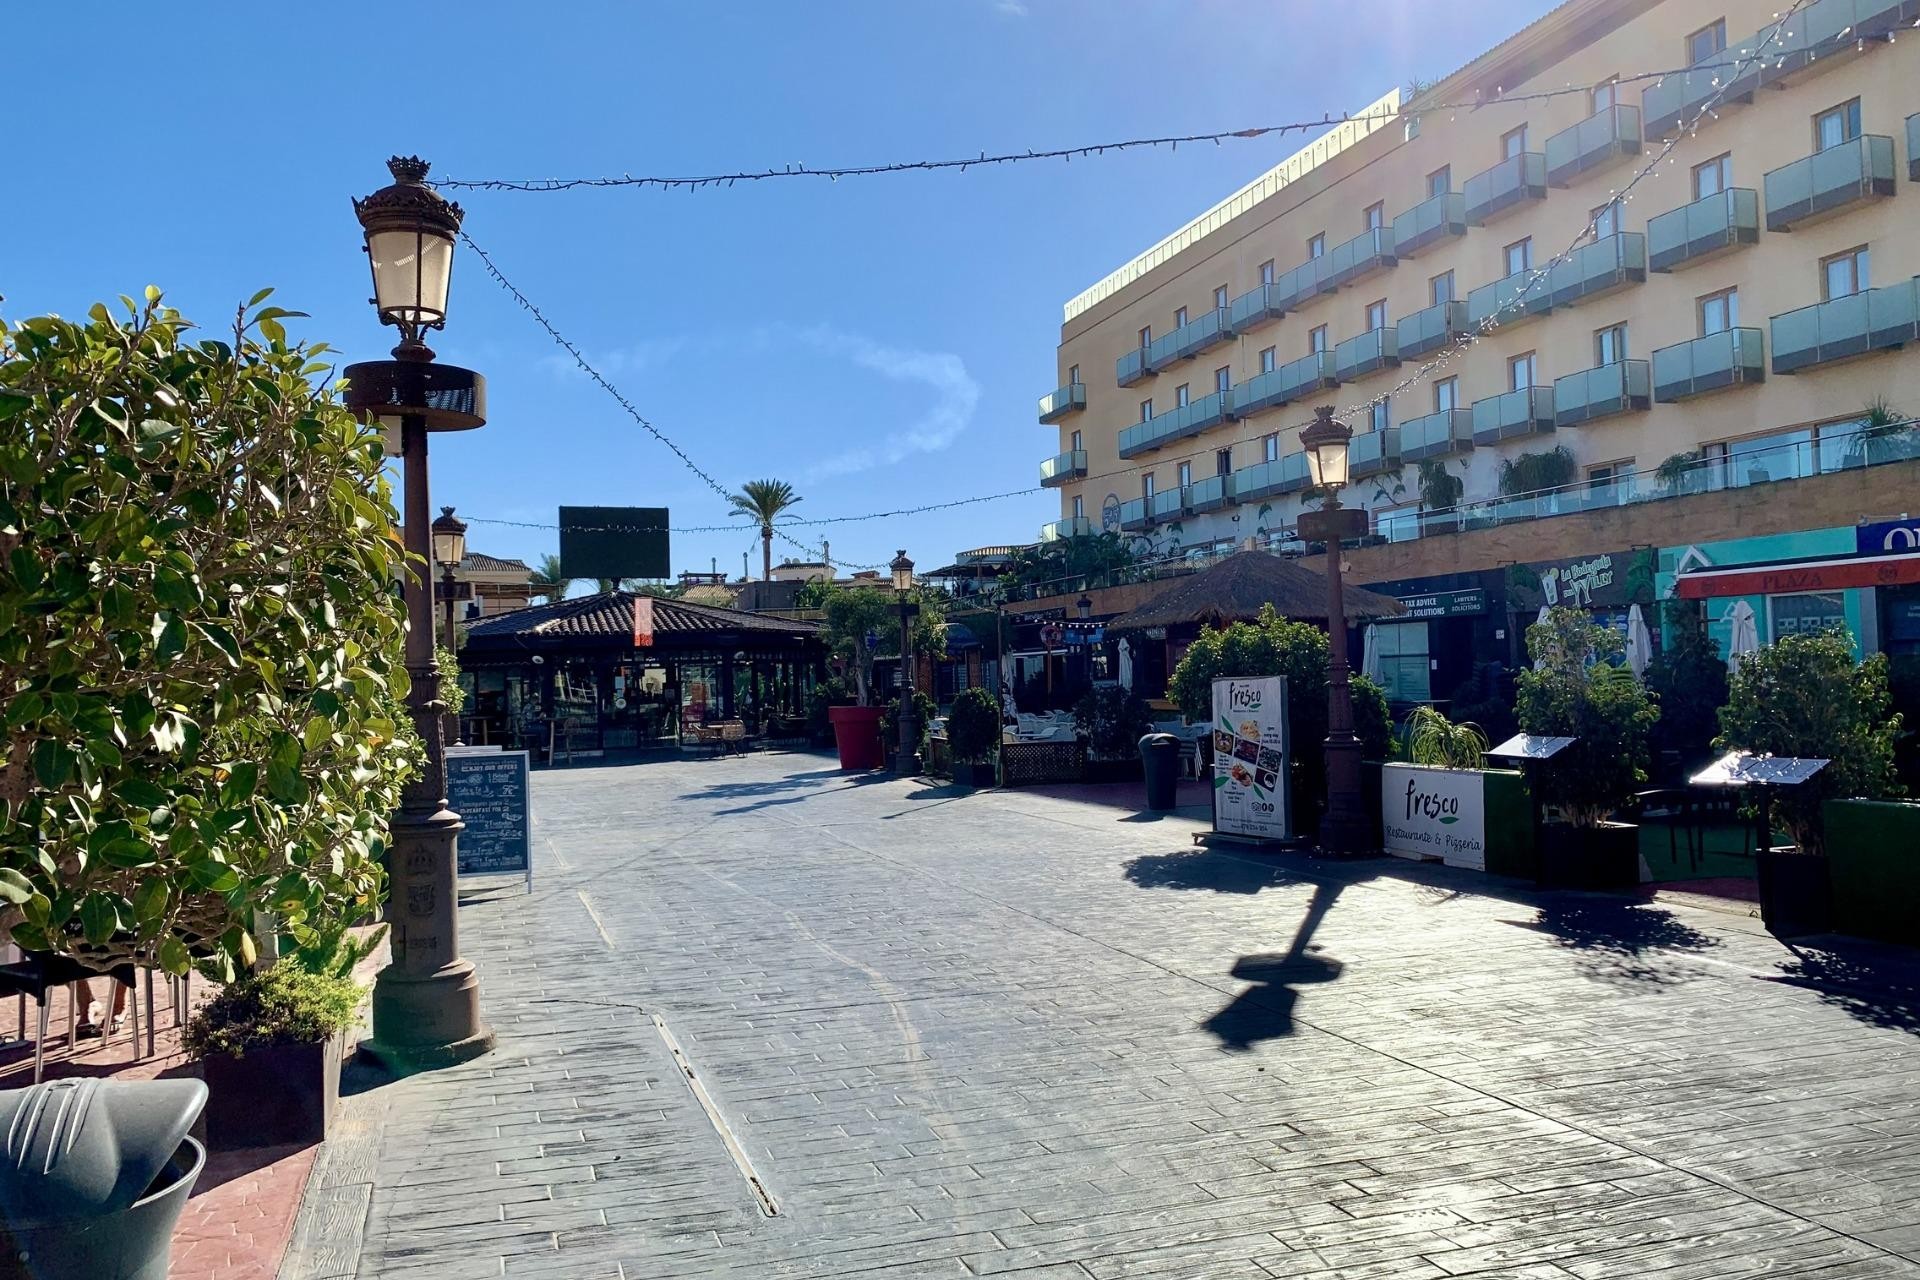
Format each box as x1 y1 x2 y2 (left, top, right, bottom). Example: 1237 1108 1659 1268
1355 570 1508 709
1656 528 1870 660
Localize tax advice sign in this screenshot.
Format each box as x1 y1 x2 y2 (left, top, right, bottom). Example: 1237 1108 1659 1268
1380 764 1534 874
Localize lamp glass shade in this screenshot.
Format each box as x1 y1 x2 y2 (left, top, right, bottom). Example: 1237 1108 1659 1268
889 550 914 593
1305 437 1349 491
431 510 467 567
1077 596 1092 619
366 226 454 330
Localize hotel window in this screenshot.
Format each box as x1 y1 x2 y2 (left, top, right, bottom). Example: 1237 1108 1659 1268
1587 459 1633 490
1429 270 1455 305
1687 19 1726 65
1072 495 1084 519
1263 433 1280 462
1369 399 1390 433
1593 323 1627 366
1770 592 1848 643
1590 198 1622 242
1174 306 1188 329
1374 622 1431 703
1214 366 1231 394
1591 79 1617 113
1213 284 1229 309
1823 246 1870 300
1692 153 1732 200
1308 325 1329 354
1699 288 1738 334
1175 383 1191 408
1434 376 1459 411
1142 473 1155 500
1426 165 1451 197
1308 233 1326 259
1177 461 1192 489
1216 448 1232 476
1066 363 1079 385
1259 346 1277 373
1365 299 1388 331
1814 99 1862 152
1509 351 1538 390
1504 237 1532 277
1501 125 1529 159
1139 398 1153 422
1259 259 1276 285
1138 325 1151 349
1070 428 1082 451
1363 202 1385 231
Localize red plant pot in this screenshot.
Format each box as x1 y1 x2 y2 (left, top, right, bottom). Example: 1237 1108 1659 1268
827 705 886 771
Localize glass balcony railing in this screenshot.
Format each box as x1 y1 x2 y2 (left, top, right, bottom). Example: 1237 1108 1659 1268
1037 382 1086 423
1232 352 1337 419
1117 498 1151 531
1771 281 1920 374
1462 151 1546 225
1040 515 1094 541
1232 452 1311 501
1647 188 1759 272
1910 113 1920 183
1547 232 1646 308
1326 226 1396 289
1470 385 1555 446
1398 408 1474 462
1187 473 1237 513
1143 328 1185 374
1349 428 1401 479
1764 135 1895 231
1642 33 1765 138
1391 190 1467 258
1039 449 1088 487
1229 282 1286 332
1768 0 1913 83
1150 488 1187 521
1545 104 1642 186
1397 299 1468 361
1652 328 1765 402
1116 346 1150 387
1118 390 1233 458
1466 266 1551 332
1272 256 1336 314
1333 327 1400 382
1553 359 1650 427
1175 307 1234 361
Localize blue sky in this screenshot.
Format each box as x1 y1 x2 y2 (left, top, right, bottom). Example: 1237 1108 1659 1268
5 0 1556 582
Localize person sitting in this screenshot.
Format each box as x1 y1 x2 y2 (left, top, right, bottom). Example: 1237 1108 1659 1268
74 974 129 1039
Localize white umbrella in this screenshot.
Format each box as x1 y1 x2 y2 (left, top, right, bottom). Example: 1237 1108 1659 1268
1625 603 1652 680
1361 624 1382 685
1725 600 1760 674
1532 605 1552 670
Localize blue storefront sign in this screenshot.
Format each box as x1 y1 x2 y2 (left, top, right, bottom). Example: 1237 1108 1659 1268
1856 518 1920 555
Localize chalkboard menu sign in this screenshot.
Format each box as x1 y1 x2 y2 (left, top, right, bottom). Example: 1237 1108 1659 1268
446 749 532 888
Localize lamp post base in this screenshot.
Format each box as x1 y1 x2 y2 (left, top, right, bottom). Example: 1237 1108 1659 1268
892 750 922 777
364 959 495 1075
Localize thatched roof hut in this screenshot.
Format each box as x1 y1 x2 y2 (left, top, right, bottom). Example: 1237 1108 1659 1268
1109 551 1404 634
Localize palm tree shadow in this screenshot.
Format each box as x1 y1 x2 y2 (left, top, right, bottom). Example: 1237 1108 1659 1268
1764 945 1920 1035
1506 900 1723 987
1204 881 1346 1052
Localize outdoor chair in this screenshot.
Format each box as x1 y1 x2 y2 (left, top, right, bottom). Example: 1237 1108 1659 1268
0 951 142 1084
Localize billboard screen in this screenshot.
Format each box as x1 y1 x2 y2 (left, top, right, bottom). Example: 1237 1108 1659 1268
558 506 670 581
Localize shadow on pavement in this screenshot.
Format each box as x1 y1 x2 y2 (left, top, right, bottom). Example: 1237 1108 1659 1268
677 768 850 802
1505 900 1724 987
1765 944 1920 1036
1204 882 1348 1051
1123 848 1307 895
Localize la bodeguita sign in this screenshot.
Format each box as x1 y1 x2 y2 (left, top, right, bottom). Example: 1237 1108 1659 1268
1380 763 1487 870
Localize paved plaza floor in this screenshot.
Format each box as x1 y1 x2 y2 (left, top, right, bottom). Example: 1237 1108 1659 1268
286 751 1920 1279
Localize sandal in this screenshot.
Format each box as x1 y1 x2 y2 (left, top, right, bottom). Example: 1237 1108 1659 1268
75 1022 104 1040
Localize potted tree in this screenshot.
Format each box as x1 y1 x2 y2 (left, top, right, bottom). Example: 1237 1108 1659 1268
1073 685 1155 783
945 687 1002 788
1716 630 1903 936
812 583 947 771
1514 607 1659 889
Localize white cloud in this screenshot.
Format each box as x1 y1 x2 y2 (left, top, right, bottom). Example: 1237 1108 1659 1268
994 0 1029 15
540 335 689 381
790 325 981 481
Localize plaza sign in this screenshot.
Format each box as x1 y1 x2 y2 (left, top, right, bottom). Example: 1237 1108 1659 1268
1381 763 1487 870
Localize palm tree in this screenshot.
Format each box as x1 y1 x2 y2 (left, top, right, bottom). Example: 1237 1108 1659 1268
594 577 644 594
728 479 802 581
531 554 571 604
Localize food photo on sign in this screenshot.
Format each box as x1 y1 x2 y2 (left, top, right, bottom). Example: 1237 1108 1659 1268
1210 675 1290 842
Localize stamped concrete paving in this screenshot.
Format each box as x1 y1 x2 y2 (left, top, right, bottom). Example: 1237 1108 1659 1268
285 752 1920 1279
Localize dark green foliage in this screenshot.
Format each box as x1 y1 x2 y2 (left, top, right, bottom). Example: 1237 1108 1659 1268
1498 446 1577 497
1890 655 1920 797
881 690 939 760
182 960 365 1059
806 676 853 744
1447 662 1518 744
1417 459 1463 512
1515 608 1659 827
1644 601 1727 779
813 584 947 706
945 688 1002 765
997 532 1136 599
1072 686 1154 761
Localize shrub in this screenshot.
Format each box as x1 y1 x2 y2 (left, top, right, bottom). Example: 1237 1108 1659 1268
1514 607 1659 827
183 959 366 1059
1716 630 1902 855
806 675 854 743
945 687 1002 765
881 690 938 759
1446 662 1518 744
1404 705 1489 769
437 645 467 719
1073 686 1154 760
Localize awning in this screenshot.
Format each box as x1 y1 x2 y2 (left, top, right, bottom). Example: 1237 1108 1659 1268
1673 550 1920 599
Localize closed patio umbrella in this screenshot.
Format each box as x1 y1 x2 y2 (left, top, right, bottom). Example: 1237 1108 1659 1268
1361 623 1382 685
1626 603 1652 680
1531 605 1551 670
1725 600 1760 674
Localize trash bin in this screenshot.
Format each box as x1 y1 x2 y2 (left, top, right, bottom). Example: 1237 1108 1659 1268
0 1077 208 1280
1139 732 1181 812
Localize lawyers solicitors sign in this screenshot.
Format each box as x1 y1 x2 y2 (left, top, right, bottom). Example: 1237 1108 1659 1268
1381 763 1488 870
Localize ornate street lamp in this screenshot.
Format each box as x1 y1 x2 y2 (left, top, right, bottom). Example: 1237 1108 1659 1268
432 506 468 645
1295 406 1370 856
889 550 921 775
1076 595 1092 621
344 157 493 1071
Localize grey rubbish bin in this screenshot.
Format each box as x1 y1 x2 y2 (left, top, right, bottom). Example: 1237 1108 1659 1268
1139 732 1181 811
0 1077 208 1280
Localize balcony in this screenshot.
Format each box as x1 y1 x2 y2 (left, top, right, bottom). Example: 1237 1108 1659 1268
1349 428 1401 480
1652 328 1766 401
1231 352 1337 419
1232 452 1311 501
1767 0 1914 85
1150 488 1187 522
1272 256 1336 314
1771 281 1920 374
1040 515 1093 541
1118 390 1233 458
1466 267 1551 332
1546 232 1646 308
1545 104 1642 186
1391 190 1466 258
1397 299 1469 361
1642 39 1763 139
1764 135 1896 231
1143 328 1185 375
1187 473 1237 514
1039 449 1087 487
1462 152 1546 225
1175 307 1234 361
1334 327 1401 382
1037 382 1086 423
1910 113 1920 182
1116 346 1150 387
1117 498 1151 532
1399 408 1474 462
1326 227 1396 290
1470 385 1555 446
1647 188 1760 272
1553 359 1651 427
1229 282 1287 333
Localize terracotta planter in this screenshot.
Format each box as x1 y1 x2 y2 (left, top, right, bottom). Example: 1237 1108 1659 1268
200 1031 343 1150
827 705 885 772
1537 821 1641 890
1757 850 1832 938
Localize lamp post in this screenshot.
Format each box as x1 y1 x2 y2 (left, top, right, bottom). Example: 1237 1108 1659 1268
889 550 921 775
432 506 468 646
1296 406 1370 856
344 156 493 1070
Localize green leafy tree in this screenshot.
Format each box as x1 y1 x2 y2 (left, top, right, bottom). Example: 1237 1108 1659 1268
728 479 801 582
529 553 570 603
0 291 416 976
997 530 1137 600
1072 685 1154 760
1643 600 1727 776
1716 630 1902 855
1514 607 1659 827
436 645 467 719
1416 459 1463 513
1498 445 1578 497
814 583 947 705
944 687 1002 766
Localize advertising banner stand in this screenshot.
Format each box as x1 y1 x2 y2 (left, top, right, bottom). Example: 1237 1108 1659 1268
1196 675 1298 849
447 747 534 894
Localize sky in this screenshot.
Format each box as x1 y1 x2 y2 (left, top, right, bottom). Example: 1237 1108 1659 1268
4 0 1560 584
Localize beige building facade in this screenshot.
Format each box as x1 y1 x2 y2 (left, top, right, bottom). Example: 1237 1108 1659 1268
1038 0 1920 554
